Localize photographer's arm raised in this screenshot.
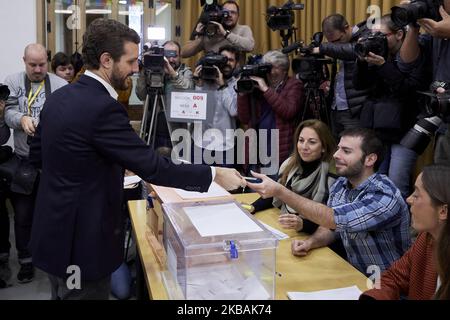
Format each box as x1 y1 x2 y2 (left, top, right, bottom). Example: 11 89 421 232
399 25 421 64
181 23 205 58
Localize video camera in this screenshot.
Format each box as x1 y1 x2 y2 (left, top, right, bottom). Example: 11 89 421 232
401 82 450 154
284 32 332 84
197 52 228 81
141 43 166 89
354 32 389 60
391 0 442 28
236 55 273 94
199 0 230 38
0 85 10 101
266 0 304 31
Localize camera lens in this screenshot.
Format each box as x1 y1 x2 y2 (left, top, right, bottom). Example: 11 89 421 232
391 6 410 28
401 117 443 155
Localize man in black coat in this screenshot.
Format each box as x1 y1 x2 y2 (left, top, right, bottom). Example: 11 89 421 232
29 18 245 300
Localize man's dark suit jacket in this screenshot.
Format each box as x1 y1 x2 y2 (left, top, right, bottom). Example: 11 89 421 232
29 75 212 281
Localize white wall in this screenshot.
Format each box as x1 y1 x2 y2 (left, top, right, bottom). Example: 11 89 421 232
0 0 37 82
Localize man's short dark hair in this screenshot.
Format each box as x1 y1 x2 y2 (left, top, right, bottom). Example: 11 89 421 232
380 14 406 38
340 128 385 171
223 0 239 14
219 45 240 62
82 18 140 70
322 14 349 34
51 52 72 72
163 40 181 53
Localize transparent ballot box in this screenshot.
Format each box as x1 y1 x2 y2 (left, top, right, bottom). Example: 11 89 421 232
161 200 278 300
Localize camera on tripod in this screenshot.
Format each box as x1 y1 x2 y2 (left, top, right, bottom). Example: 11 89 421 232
142 43 166 89
401 83 450 154
199 0 230 38
354 32 389 60
266 0 304 31
0 85 10 101
197 52 228 81
391 0 442 28
236 55 272 94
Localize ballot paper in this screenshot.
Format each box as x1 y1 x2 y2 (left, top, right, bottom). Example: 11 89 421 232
258 221 289 240
184 264 271 300
287 285 363 300
124 175 142 188
174 182 230 200
184 203 263 237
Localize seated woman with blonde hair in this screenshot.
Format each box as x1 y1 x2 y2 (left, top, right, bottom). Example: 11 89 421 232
361 164 450 300
251 119 337 235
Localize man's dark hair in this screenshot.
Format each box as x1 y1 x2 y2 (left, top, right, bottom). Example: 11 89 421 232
82 18 140 70
51 52 72 72
340 128 385 171
219 44 240 62
322 14 349 34
380 14 406 38
223 0 239 14
163 40 181 53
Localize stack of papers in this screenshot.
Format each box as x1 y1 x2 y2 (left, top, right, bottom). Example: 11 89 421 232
174 182 230 200
287 286 362 300
259 222 289 240
124 175 142 188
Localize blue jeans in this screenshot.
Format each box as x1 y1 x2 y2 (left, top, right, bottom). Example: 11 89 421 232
380 144 418 198
111 262 132 300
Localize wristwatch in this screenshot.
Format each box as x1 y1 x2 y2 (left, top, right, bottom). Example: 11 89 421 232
224 30 231 39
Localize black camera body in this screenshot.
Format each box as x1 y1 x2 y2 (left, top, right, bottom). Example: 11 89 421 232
142 45 166 89
0 85 10 101
266 0 304 31
391 0 442 28
354 32 389 60
401 87 450 154
199 0 230 38
236 55 273 94
197 52 228 81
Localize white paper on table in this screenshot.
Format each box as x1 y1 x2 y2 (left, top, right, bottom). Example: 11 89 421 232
184 203 263 237
174 182 230 200
124 175 142 188
287 285 362 300
259 221 289 240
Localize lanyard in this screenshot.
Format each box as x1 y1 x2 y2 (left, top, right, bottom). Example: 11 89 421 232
27 80 44 115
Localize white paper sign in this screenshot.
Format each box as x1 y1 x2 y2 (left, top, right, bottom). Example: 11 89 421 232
170 92 207 121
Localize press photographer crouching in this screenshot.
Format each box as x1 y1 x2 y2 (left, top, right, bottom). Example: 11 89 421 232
353 14 425 198
136 40 194 153
396 0 450 164
237 50 304 174
191 45 239 168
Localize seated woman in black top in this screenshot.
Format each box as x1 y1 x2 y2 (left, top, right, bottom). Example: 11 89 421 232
252 119 337 234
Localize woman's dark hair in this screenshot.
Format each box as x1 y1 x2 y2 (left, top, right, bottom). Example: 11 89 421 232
422 165 450 300
82 18 140 70
279 120 336 186
51 52 72 72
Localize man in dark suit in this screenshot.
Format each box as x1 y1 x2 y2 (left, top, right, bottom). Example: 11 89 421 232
29 18 245 300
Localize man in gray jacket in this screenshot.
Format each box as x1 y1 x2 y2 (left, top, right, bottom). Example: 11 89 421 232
3 43 67 283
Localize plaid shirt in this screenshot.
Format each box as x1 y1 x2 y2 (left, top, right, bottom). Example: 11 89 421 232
328 174 411 275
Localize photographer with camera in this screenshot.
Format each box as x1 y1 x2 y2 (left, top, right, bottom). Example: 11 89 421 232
237 50 304 172
181 1 255 63
1 44 67 284
311 14 371 138
352 14 425 198
396 0 450 164
136 40 194 153
191 45 239 167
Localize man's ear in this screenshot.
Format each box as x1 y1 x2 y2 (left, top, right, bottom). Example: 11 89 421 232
99 52 113 70
365 153 378 168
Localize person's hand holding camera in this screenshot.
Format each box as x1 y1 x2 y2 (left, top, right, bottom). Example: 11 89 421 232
250 76 269 93
419 6 450 38
194 23 205 39
209 21 227 38
20 115 36 136
214 66 226 87
365 52 386 66
193 65 204 87
163 57 177 79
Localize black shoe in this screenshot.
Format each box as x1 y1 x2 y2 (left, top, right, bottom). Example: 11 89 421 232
17 263 35 284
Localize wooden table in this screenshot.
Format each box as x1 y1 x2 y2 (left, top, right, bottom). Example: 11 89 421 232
128 194 369 300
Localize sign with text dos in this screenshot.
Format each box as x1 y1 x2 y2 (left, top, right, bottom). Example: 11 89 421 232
170 91 207 121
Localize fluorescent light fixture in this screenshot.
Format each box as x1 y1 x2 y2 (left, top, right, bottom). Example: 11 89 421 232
148 27 166 41
55 9 73 14
86 9 112 14
119 0 127 4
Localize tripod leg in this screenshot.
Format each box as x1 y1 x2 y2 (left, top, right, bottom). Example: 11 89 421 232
140 95 151 140
147 93 159 147
159 94 175 149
